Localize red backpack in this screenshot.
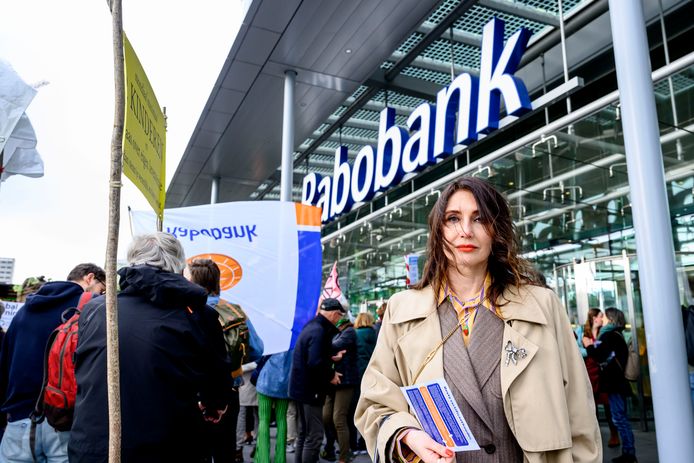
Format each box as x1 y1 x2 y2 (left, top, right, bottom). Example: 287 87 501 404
31 291 94 431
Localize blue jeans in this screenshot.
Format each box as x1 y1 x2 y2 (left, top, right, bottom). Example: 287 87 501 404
0 419 69 463
689 371 694 410
608 394 635 456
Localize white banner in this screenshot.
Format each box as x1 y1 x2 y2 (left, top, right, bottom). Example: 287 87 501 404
0 301 23 331
131 201 322 354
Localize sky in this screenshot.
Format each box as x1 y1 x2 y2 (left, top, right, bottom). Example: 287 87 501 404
0 0 246 283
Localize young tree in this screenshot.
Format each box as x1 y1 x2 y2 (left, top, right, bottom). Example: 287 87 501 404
106 0 123 460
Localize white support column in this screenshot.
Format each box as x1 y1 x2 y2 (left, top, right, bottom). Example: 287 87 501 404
280 70 297 202
211 176 220 204
608 1 694 461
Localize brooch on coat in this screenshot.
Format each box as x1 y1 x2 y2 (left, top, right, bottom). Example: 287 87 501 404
505 340 527 366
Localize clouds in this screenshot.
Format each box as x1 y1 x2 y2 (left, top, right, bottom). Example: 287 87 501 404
0 0 242 282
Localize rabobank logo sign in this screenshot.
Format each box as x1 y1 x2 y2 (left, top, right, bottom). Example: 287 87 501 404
302 18 533 223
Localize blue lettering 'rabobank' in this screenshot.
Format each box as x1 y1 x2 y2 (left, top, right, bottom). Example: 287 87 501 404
166 225 258 243
301 18 532 223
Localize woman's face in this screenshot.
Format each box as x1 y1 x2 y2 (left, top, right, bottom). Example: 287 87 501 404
593 312 604 328
442 189 493 273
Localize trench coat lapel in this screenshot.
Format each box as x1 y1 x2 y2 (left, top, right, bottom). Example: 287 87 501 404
498 288 546 396
467 306 504 389
392 289 443 385
439 302 494 433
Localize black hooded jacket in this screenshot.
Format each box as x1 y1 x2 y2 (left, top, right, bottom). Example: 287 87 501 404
0 280 84 421
68 265 231 463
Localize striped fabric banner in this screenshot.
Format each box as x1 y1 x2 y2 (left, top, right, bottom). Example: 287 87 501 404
131 201 323 354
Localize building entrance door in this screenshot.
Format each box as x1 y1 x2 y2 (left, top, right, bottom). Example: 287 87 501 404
552 252 651 429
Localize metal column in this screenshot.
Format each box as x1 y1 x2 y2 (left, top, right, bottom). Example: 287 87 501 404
608 1 694 461
210 176 220 204
280 70 297 202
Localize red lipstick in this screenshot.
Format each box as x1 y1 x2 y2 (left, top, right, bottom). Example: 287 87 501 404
456 245 477 252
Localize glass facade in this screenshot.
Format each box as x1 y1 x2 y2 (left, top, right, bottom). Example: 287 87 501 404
323 65 694 311
318 61 694 424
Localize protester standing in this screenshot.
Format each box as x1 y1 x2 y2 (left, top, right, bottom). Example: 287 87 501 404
0 263 105 462
255 350 293 463
289 298 345 463
352 312 377 454
238 364 260 461
186 258 264 463
69 234 231 462
354 313 377 377
323 315 358 463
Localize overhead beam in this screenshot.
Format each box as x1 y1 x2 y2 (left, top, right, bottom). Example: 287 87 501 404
478 0 560 27
326 115 379 131
309 131 376 147
417 21 482 47
366 72 442 102
387 52 478 78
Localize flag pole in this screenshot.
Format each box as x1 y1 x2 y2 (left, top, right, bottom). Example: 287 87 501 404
106 0 123 460
0 150 4 194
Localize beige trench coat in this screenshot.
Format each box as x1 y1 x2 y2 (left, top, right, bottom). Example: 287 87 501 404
355 284 601 463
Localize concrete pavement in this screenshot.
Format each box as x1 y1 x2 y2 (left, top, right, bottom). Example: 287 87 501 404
242 420 659 462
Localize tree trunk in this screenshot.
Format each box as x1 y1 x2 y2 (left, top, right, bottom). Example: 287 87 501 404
107 0 123 461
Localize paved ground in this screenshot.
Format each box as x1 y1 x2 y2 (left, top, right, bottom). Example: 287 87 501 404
601 422 658 463
241 421 659 462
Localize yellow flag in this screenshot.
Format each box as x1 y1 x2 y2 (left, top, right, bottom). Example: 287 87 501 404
122 33 166 219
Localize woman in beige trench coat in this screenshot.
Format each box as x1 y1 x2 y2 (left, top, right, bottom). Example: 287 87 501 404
355 178 601 463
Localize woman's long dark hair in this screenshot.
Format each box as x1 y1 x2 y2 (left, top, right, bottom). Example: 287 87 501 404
413 177 542 307
605 307 627 330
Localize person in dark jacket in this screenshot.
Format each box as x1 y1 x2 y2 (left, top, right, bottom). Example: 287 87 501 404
68 233 231 463
186 258 264 463
351 312 378 455
288 298 344 463
322 316 358 463
354 313 377 377
584 307 637 463
0 263 105 462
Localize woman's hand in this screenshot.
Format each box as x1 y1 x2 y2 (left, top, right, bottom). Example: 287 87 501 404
402 429 455 463
582 337 594 348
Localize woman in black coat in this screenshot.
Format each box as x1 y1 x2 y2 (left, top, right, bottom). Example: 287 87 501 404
584 307 637 463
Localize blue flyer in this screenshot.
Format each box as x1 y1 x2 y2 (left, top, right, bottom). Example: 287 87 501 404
401 378 480 452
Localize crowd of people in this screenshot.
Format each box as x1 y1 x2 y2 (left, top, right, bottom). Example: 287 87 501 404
2 177 686 463
0 232 384 463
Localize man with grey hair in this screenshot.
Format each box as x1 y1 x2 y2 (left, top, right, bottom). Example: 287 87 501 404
68 233 231 462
